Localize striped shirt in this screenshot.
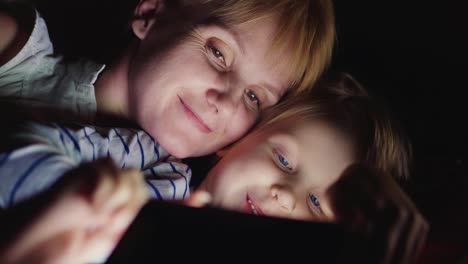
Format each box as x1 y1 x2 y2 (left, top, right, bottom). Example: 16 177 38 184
0 122 191 208
0 10 191 208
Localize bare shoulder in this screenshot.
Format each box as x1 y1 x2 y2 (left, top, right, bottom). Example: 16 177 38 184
0 4 35 66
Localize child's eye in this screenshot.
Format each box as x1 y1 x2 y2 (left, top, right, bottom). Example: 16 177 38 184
278 154 289 167
273 150 293 171
244 89 261 110
309 194 320 207
307 193 324 217
307 193 325 219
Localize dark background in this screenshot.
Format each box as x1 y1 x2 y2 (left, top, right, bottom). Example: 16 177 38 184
32 0 468 261
331 2 468 258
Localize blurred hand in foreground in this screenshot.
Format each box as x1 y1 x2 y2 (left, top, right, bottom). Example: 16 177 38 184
0 158 148 264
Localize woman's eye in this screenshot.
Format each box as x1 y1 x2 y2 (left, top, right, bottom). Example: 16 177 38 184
244 89 261 109
208 45 226 65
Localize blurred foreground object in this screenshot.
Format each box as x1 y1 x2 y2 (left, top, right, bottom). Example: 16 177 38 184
0 158 148 264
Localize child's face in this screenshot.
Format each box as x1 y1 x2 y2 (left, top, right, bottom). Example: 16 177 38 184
128 17 294 158
197 118 355 222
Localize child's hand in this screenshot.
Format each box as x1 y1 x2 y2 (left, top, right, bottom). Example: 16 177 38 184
330 164 429 264
183 190 212 208
0 158 148 264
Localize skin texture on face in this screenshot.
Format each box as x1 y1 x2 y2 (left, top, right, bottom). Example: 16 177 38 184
197 117 355 222
127 16 294 158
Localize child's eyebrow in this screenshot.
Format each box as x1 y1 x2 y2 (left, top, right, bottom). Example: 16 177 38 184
309 204 326 220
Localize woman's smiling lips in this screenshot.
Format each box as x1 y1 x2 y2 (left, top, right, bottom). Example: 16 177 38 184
178 96 212 133
245 195 264 216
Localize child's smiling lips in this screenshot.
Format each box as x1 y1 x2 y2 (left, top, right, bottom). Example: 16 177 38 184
246 195 264 216
178 96 212 133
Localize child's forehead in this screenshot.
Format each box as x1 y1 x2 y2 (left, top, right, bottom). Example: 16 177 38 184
260 116 350 150
257 116 315 138
260 113 319 132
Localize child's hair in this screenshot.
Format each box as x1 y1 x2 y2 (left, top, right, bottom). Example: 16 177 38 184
257 72 412 180
205 0 335 95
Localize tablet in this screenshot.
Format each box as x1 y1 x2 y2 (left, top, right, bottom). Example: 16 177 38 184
107 200 347 263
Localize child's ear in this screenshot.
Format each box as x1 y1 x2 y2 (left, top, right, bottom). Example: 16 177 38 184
131 0 165 40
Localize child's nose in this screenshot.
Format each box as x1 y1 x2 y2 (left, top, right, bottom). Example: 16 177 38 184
271 185 296 213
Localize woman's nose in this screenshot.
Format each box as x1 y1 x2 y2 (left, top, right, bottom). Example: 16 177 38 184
206 88 220 113
205 85 238 116
271 185 296 213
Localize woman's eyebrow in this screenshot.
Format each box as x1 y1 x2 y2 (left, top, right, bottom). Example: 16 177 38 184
209 20 245 55
261 82 283 103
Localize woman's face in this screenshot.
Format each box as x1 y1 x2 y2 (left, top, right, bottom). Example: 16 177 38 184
128 16 294 158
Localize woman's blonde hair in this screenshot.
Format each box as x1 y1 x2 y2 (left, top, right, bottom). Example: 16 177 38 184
210 0 335 95
257 72 413 180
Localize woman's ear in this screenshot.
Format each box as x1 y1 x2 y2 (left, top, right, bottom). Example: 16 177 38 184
131 0 165 40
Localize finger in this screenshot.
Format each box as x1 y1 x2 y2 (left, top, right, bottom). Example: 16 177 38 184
100 196 142 240
68 158 120 211
36 230 87 264
84 159 130 212
81 227 122 264
80 207 140 263
122 168 149 210
78 167 147 236
15 229 86 264
184 190 212 208
100 168 147 214
1 191 94 263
